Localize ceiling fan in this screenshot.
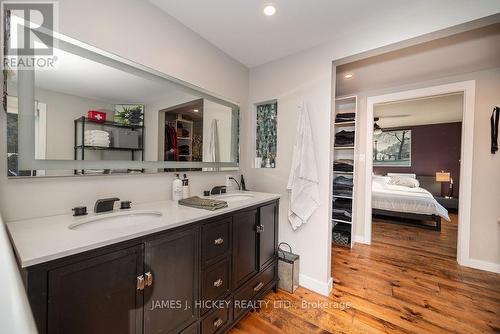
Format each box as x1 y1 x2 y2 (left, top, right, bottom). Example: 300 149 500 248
373 117 383 135
374 114 410 134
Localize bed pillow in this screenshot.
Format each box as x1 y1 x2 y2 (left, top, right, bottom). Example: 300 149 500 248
372 175 390 188
388 175 420 188
387 173 417 179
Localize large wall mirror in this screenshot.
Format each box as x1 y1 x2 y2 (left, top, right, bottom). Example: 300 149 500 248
4 17 239 177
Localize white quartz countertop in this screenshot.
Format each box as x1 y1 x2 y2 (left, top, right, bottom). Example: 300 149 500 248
6 191 280 268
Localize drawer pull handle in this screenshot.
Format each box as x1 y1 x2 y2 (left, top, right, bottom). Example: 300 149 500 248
213 278 223 287
145 272 153 287
137 275 145 291
253 282 264 292
213 318 224 328
214 237 224 245
256 224 264 233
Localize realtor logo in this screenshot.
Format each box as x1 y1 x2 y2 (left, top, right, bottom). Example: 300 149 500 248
1 1 58 69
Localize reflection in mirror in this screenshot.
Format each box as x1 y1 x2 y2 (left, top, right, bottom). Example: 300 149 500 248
5 29 239 177
159 99 234 172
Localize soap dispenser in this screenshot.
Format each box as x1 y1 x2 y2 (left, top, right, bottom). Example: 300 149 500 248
172 174 183 201
182 174 190 199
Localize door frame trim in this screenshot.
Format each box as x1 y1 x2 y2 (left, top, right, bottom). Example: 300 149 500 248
363 80 476 267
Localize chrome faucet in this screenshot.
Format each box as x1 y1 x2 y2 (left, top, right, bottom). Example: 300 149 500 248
94 197 120 213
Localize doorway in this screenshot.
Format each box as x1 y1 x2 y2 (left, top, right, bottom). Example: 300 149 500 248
364 81 476 265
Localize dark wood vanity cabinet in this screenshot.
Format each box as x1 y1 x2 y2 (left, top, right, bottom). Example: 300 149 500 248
144 228 200 334
46 245 144 334
232 209 259 287
258 203 278 271
23 199 279 334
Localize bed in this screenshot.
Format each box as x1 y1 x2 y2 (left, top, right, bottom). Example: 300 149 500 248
372 174 450 231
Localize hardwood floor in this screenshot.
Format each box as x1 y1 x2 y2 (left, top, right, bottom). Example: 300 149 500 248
230 214 500 333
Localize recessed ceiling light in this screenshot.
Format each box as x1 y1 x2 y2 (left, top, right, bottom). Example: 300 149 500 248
193 109 199 112
263 5 276 16
344 73 353 79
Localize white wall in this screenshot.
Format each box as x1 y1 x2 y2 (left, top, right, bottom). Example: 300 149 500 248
0 0 248 221
243 7 500 294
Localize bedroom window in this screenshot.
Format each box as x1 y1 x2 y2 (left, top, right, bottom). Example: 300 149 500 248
255 101 277 168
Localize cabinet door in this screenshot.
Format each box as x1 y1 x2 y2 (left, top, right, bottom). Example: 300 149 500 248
47 246 144 334
258 202 278 270
232 209 258 287
144 227 199 334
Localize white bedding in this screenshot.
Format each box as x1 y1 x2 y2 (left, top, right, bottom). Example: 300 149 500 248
372 181 450 221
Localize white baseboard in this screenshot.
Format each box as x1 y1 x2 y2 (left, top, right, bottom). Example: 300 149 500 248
461 258 500 274
299 274 332 296
353 235 367 244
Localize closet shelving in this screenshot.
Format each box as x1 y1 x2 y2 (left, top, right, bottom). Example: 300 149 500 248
332 96 358 248
166 116 194 161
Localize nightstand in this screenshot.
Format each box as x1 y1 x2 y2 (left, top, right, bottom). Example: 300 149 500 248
435 197 459 211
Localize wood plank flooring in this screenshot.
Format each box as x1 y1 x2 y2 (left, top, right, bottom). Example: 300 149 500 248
231 214 500 333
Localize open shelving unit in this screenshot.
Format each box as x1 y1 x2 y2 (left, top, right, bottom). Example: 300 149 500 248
332 96 358 248
73 116 144 175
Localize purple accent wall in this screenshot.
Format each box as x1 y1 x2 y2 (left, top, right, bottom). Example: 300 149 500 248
373 122 462 197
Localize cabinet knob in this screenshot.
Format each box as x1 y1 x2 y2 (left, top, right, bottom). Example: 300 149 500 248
145 272 153 287
213 278 223 287
256 224 265 233
253 281 264 292
213 318 224 328
137 275 145 291
214 237 224 245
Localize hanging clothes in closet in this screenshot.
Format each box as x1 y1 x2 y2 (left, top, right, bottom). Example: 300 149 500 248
165 124 178 160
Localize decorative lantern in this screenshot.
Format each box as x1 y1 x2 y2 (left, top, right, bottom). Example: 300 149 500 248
277 242 299 293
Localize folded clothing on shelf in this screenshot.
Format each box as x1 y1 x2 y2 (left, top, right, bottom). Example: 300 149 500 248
334 175 353 186
178 144 190 155
333 159 354 172
333 175 353 196
332 198 352 222
335 112 356 123
335 130 355 146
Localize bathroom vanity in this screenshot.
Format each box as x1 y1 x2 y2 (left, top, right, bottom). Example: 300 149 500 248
3 14 279 334
7 193 279 334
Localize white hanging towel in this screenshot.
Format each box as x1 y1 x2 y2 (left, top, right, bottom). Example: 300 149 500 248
286 103 320 230
206 119 220 171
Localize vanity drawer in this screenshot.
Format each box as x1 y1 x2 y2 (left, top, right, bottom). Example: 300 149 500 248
202 257 231 302
233 263 275 319
202 218 231 264
201 299 232 334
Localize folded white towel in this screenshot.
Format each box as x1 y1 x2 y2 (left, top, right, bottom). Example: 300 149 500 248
85 138 110 143
85 133 109 138
84 139 110 147
86 135 109 140
85 130 109 136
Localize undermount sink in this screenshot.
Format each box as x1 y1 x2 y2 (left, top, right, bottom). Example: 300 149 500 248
216 193 255 203
69 210 163 231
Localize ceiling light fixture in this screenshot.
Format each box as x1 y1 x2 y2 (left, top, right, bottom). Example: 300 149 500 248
263 5 276 16
344 73 353 79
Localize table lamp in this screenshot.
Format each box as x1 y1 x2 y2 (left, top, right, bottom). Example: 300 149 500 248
436 171 453 198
